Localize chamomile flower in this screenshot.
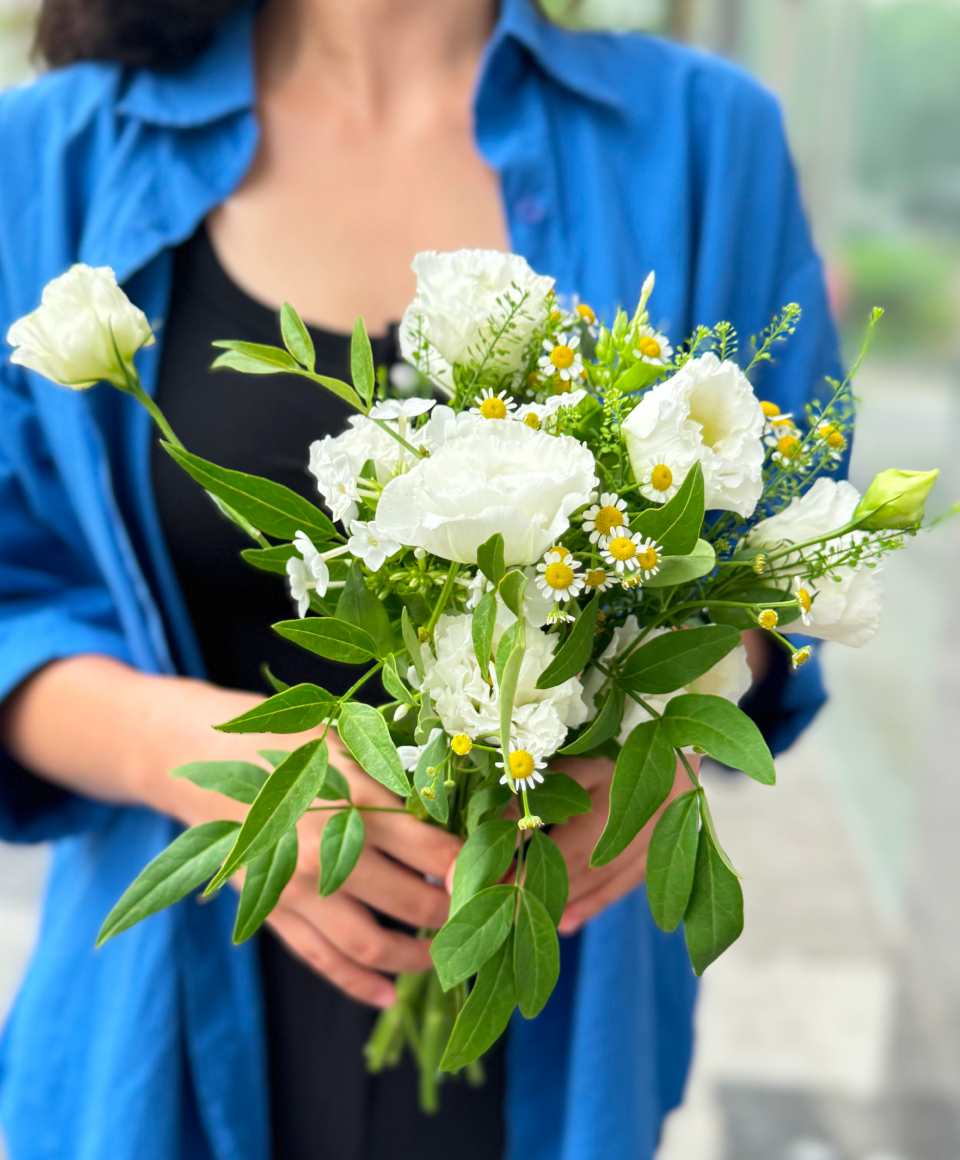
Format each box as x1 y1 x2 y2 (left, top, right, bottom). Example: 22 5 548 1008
601 530 652 575
765 416 803 467
583 567 615 593
636 459 682 504
633 326 673 365
514 387 587 430
536 548 585 601
795 583 815 627
539 332 584 383
817 424 847 461
471 387 517 421
770 433 803 467
582 493 630 543
496 748 548 793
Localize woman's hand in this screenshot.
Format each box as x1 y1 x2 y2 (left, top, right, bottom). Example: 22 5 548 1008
548 752 698 935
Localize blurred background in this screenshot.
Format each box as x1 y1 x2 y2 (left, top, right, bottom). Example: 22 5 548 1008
1 2 958 1158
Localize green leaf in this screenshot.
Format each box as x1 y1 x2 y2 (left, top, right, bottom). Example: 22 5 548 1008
414 729 449 823
351 318 376 407
170 760 269 805
430 884 517 991
476 533 505 587
514 889 560 1019
465 784 511 835
494 621 520 688
646 790 700 932
710 586 801 629
642 539 716 588
401 607 424 681
97 821 240 946
318 762 352 802
336 562 394 657
684 825 744 975
233 829 299 943
560 685 625 756
382 656 415 706
498 571 526 618
309 373 366 412
337 702 411 797
613 359 667 393
211 340 300 374
415 692 441 746
619 625 741 695
273 617 378 664
498 645 524 759
535 595 599 689
472 590 497 675
450 820 517 915
522 830 568 927
660 694 776 785
207 740 328 891
440 934 516 1072
527 772 592 825
261 664 290 693
633 462 705 556
215 684 336 734
319 808 365 895
241 544 298 575
280 303 315 370
590 721 676 867
259 749 290 768
161 443 336 544
698 786 740 878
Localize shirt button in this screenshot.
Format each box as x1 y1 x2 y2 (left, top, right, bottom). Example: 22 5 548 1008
514 195 546 226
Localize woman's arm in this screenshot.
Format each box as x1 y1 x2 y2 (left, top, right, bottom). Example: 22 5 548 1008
0 654 463 1007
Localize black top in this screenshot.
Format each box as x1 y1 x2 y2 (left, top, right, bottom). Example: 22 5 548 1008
152 226 505 1160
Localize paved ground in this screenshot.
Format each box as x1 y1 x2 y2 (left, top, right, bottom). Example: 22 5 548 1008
1 362 957 1158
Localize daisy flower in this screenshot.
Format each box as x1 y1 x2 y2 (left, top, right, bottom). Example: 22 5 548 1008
635 460 682 504
515 387 587 430
539 332 584 383
795 582 815 627
582 492 630 543
536 548 584 601
817 424 847 461
601 530 654 575
633 326 673 365
346 520 402 573
634 537 664 580
496 747 548 793
582 567 615 593
471 387 517 421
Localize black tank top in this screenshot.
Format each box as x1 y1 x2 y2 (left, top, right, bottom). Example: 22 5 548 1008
152 226 506 1160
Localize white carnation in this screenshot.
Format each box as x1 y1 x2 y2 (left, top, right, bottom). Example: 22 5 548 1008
399 250 554 390
376 419 598 566
8 264 154 390
581 617 752 744
423 608 588 757
309 414 418 525
622 352 765 517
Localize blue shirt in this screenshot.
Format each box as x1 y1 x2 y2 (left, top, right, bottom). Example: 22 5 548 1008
0 3 839 1158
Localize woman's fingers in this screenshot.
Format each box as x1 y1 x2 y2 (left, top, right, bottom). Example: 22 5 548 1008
557 850 648 934
343 845 451 930
363 809 463 881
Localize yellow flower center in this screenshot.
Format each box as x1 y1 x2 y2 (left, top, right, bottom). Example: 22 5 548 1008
549 310 562 323
650 464 673 492
777 435 800 458
757 609 778 629
761 401 781 418
607 536 636 561
797 587 812 614
524 413 540 430
819 425 845 450
480 396 507 420
637 547 660 571
577 304 596 324
552 545 571 560
551 377 571 395
585 569 607 587
509 750 535 779
544 562 575 590
451 734 472 756
550 345 575 370
637 336 662 359
525 372 541 388
793 646 811 668
594 506 625 536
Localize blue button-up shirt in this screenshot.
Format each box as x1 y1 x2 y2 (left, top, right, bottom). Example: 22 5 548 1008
0 3 839 1157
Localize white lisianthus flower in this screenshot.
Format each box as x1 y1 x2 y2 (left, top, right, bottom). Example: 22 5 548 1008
399 250 554 391
581 618 752 744
748 478 883 647
622 352 765 517
8 264 154 389
285 530 331 617
422 609 588 757
376 419 598 566
347 520 402 573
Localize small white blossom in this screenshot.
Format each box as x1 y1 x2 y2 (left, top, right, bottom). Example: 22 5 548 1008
539 332 584 383
514 387 587 429
369 398 436 421
633 325 673 365
396 728 443 773
535 548 584 601
582 493 629 544
285 531 331 617
347 520 402 573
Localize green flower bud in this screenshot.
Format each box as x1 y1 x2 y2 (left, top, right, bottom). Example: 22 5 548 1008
855 468 939 530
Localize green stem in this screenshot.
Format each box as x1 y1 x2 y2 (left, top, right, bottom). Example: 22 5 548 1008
127 378 183 449
307 805 407 813
370 416 426 460
425 561 460 633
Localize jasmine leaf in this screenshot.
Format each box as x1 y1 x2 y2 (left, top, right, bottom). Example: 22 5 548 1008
618 625 741 695
319 808 365 895
382 656 415 706
646 790 700 932
211 340 299 374
258 750 290 768
560 684 625 756
215 684 336 734
280 303 315 370
526 772 591 825
514 889 560 1019
318 762 352 803
472 590 497 674
536 595 599 689
497 570 526 619
590 721 676 867
96 821 240 947
683 825 744 975
414 729 450 823
465 784 511 835
522 830 568 927
633 461 704 556
401 607 424 680
241 544 298 575
337 702 411 797
351 318 375 407
450 820 517 915
308 373 366 412
494 621 520 687
642 539 716 588
337 562 394 657
233 830 299 943
261 664 289 693
273 617 378 664
498 645 524 758
477 533 505 586
430 884 517 991
660 694 776 786
440 934 516 1072
170 760 268 805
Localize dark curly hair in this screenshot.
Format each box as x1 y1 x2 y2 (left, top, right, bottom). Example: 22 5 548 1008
35 0 249 70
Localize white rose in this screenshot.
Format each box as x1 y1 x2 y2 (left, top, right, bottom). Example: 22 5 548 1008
423 609 588 757
581 617 752 744
622 352 765 517
376 419 598 566
399 250 554 390
7 264 154 389
748 478 883 648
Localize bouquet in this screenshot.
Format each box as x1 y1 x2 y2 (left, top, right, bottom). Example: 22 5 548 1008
8 251 939 1110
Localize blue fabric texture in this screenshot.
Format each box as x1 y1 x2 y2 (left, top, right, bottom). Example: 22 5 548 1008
0 2 841 1157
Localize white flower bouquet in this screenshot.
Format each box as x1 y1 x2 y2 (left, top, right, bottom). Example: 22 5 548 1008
9 254 939 1108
